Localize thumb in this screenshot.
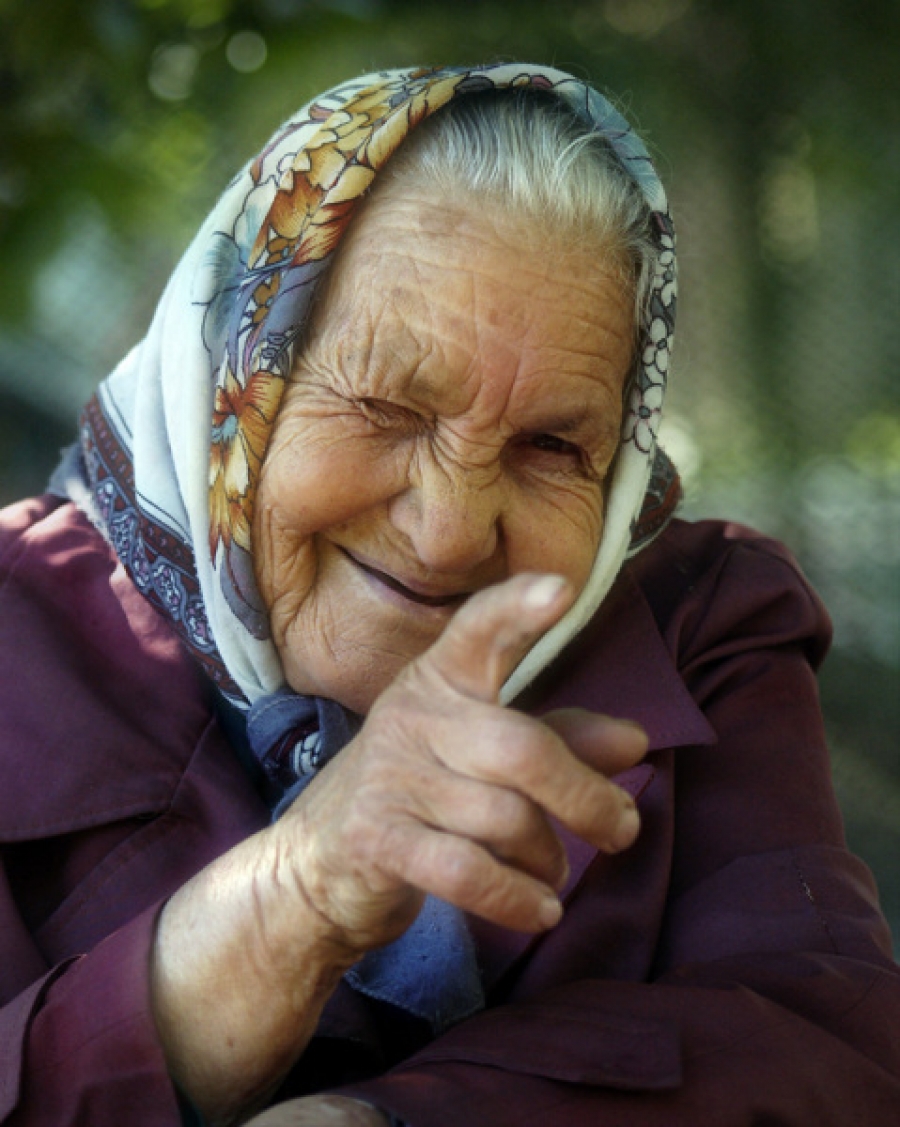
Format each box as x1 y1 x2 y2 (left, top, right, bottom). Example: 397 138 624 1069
419 573 575 703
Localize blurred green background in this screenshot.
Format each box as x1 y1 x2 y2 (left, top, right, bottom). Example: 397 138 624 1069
2 0 898 946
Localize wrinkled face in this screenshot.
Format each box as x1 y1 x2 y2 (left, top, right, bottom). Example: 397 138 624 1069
253 185 635 713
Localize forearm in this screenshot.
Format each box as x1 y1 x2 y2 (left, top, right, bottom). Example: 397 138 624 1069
150 829 361 1126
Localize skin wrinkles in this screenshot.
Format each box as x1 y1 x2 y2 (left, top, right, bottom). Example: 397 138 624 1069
155 175 648 1120
317 197 628 427
378 256 616 429
298 208 627 472
253 184 635 714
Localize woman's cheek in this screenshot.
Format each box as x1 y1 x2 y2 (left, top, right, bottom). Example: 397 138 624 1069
509 482 604 588
265 426 407 536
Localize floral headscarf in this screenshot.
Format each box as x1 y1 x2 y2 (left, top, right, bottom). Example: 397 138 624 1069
75 62 678 713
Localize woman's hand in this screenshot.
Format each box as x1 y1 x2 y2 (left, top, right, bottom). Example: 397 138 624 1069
282 572 647 951
151 573 647 1125
242 1095 390 1126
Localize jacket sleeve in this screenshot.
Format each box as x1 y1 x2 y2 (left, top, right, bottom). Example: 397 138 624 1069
0 495 222 1126
0 901 184 1126
337 531 900 1126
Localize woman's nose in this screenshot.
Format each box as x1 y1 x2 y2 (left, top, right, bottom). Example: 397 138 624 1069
388 456 502 574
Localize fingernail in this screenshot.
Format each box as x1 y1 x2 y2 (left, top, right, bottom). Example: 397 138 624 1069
539 896 563 929
612 803 640 852
524 575 567 610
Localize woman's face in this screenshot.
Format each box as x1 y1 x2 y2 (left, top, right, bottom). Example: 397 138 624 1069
253 185 635 713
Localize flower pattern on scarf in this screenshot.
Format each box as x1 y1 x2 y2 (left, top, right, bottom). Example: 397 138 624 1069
205 69 477 611
78 63 679 707
209 367 283 558
624 224 676 456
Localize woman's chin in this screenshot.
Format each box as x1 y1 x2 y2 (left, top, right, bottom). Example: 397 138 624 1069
282 646 411 716
272 539 470 713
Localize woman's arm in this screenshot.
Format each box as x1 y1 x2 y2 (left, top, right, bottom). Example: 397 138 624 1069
150 574 647 1125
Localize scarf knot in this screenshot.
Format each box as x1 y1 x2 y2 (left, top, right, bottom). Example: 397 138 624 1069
246 689 361 816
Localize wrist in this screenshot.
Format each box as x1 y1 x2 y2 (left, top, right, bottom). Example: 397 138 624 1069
149 831 361 1124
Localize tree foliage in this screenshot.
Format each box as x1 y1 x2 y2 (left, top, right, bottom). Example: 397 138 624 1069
1 0 897 324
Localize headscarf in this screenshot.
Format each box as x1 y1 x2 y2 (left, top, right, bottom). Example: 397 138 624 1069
72 62 678 716
60 64 679 1032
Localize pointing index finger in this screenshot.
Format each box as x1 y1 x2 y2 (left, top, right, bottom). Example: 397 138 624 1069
423 574 574 703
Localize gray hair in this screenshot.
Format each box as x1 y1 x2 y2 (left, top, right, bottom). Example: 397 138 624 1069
380 85 659 339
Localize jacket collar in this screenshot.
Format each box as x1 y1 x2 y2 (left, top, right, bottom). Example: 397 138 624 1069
469 568 717 988
519 566 716 752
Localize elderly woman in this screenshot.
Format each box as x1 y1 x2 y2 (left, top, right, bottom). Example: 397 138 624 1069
0 63 897 1127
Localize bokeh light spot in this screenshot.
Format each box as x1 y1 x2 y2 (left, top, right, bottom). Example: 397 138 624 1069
226 31 268 74
148 43 201 101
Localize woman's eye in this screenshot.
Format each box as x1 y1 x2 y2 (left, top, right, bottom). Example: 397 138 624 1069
356 397 425 436
358 398 403 426
517 432 600 482
359 398 386 420
529 433 580 457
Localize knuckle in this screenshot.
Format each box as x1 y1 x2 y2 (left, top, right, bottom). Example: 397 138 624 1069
434 840 485 902
488 788 533 836
368 817 412 872
486 722 549 786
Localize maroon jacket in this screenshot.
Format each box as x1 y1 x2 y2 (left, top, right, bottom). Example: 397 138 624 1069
1 495 897 1125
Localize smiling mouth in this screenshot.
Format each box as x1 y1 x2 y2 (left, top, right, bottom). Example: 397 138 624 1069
342 549 469 608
